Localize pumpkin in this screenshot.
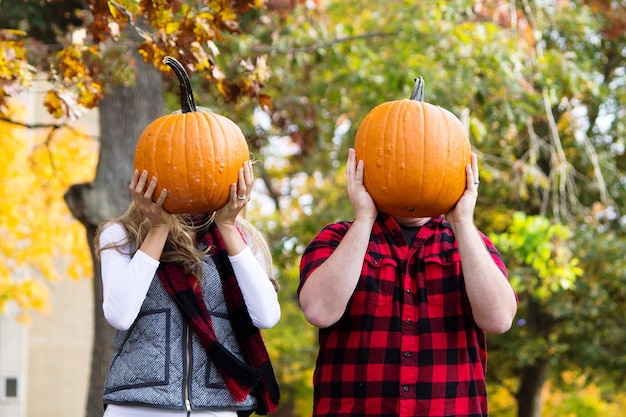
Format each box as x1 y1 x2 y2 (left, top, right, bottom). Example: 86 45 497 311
354 77 471 218
133 56 250 214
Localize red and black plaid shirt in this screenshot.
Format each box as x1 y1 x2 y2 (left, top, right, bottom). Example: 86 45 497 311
298 214 508 417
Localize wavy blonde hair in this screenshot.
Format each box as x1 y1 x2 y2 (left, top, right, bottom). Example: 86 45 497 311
95 204 279 291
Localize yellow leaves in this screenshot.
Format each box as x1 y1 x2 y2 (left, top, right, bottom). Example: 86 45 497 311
107 1 126 22
215 78 230 97
254 55 270 83
56 46 89 81
77 80 104 109
44 91 65 119
207 0 238 21
132 0 267 104
0 279 51 313
0 101 97 322
0 30 36 116
40 46 104 118
165 22 180 35
0 30 30 74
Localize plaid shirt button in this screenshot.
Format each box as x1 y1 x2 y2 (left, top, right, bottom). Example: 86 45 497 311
403 386 409 392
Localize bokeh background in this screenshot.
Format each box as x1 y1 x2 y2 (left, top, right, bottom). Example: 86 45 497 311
1 1 625 416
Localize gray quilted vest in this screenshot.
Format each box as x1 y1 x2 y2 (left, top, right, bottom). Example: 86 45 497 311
102 255 257 412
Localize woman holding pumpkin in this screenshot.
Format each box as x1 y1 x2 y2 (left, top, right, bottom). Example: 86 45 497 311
95 57 280 417
96 161 280 417
298 79 517 417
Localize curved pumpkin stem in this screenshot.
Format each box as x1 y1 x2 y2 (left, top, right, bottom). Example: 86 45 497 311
163 56 197 113
409 77 425 101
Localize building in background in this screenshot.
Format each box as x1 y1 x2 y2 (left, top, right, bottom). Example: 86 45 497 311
0 305 27 417
0 77 97 417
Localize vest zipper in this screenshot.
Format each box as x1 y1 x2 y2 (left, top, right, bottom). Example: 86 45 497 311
185 324 192 416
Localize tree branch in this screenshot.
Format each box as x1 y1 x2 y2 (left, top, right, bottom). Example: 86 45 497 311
251 31 398 54
0 116 97 139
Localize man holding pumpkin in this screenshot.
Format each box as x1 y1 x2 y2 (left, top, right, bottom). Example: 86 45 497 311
298 79 517 417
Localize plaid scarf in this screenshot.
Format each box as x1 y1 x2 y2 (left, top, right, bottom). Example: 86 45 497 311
157 223 279 415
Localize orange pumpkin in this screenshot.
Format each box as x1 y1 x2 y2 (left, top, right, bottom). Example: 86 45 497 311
133 56 250 214
354 77 471 218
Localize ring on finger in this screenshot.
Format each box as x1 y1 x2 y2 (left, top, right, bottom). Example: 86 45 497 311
237 195 246 200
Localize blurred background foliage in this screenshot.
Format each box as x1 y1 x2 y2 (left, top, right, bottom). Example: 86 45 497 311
1 0 625 416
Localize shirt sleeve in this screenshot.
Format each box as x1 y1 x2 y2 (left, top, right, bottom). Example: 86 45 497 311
229 243 280 329
479 231 508 278
297 222 349 297
99 222 159 331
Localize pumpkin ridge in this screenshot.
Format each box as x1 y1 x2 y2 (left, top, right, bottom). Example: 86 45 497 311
194 114 208 209
210 112 226 204
413 100 426 211
441 107 457 210
427 115 448 213
378 102 394 210
446 106 469 205
409 77 427 213
171 116 189 211
185 113 201 211
215 116 230 205
224 117 243 198
424 105 450 210
152 116 171 205
392 101 406 206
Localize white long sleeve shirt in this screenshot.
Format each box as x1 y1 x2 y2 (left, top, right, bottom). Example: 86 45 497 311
99 223 280 417
100 222 280 331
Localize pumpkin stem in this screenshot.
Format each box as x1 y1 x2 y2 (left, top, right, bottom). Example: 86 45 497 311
409 77 425 102
163 56 197 113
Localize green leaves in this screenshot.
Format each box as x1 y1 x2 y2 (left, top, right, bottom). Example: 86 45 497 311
490 212 582 299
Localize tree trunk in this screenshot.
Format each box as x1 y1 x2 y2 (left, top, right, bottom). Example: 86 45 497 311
515 359 549 417
64 48 164 417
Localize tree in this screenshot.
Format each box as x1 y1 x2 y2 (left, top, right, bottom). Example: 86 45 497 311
488 212 584 417
0 103 96 323
2 0 625 416
208 1 626 415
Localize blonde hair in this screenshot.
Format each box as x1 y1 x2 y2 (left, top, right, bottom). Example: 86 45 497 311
95 204 279 291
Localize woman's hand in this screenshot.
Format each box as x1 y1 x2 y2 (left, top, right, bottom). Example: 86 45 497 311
214 160 254 256
130 169 172 227
214 160 254 228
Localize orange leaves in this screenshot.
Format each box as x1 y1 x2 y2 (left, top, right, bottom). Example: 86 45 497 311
2 0 272 120
581 0 626 39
